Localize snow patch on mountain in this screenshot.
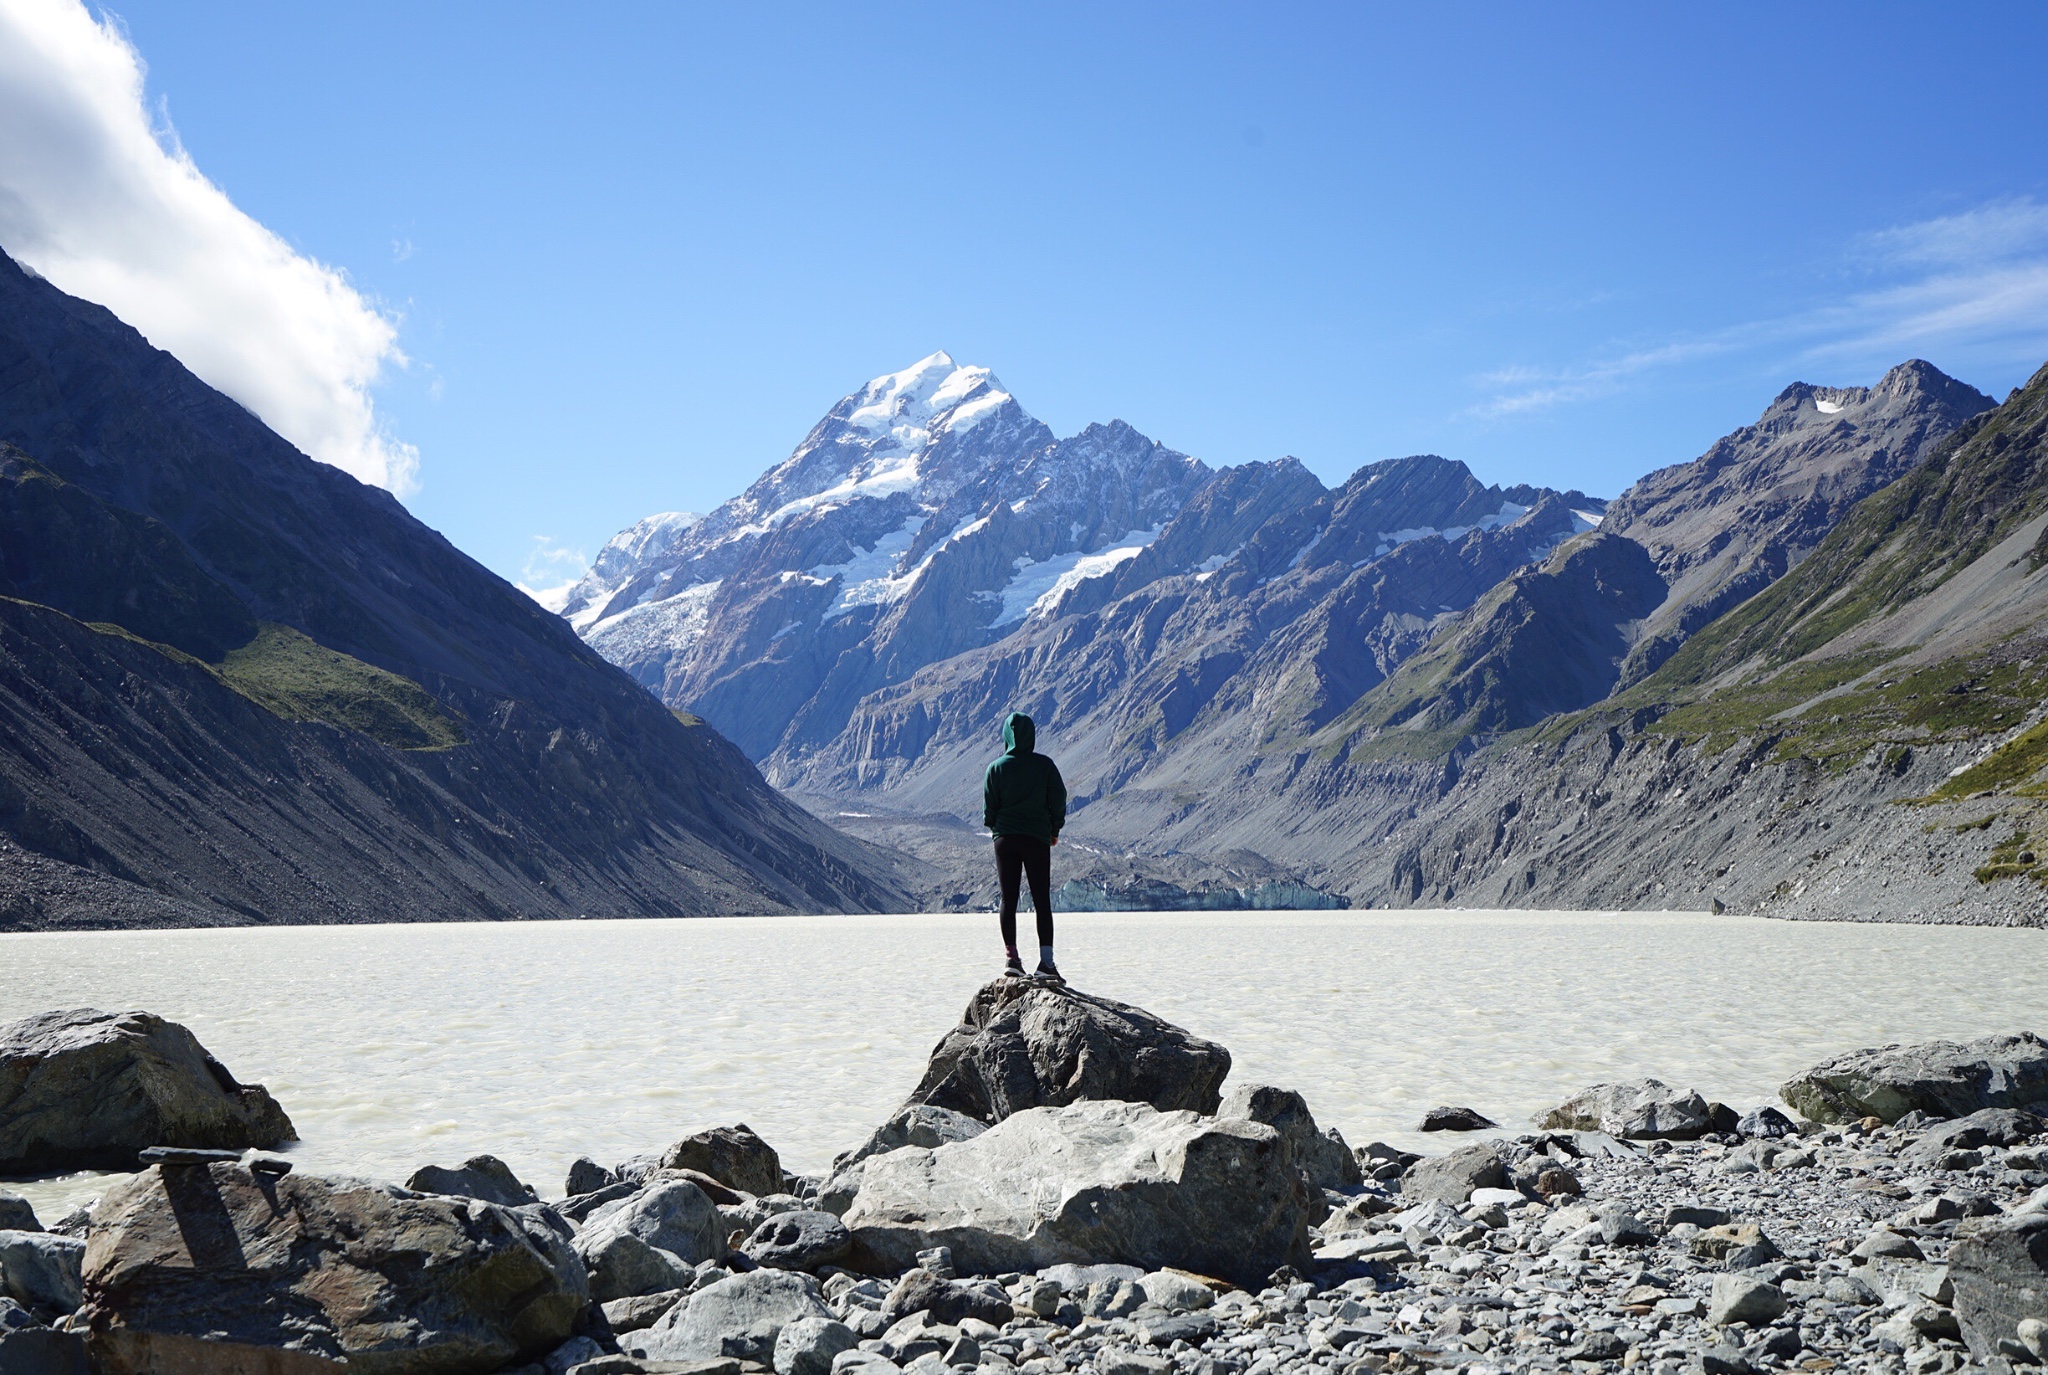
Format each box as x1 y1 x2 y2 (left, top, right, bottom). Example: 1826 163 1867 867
586 579 723 661
814 516 928 619
990 527 1162 626
1373 500 1533 556
1571 509 1605 530
1814 397 1845 414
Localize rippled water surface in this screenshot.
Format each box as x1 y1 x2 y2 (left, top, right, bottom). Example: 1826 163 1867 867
4 910 2041 1215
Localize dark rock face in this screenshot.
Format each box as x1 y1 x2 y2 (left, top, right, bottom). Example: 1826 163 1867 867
659 1125 784 1198
1420 1106 1498 1132
744 1211 852 1272
1782 1035 2048 1124
906 979 1231 1124
0 251 907 928
405 1155 536 1208
1217 1084 1361 1189
0 1009 293 1173
1951 1213 2048 1374
78 1163 587 1373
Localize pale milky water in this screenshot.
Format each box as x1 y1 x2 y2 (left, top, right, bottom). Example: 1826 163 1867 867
2 910 2041 1218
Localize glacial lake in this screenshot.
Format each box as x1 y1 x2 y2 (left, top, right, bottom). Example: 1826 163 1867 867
3 910 2042 1217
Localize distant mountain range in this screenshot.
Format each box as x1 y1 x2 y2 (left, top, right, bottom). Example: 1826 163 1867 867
0 251 911 930
569 349 2039 921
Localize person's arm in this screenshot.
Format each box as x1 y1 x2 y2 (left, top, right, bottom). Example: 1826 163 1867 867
1047 760 1067 842
982 762 998 832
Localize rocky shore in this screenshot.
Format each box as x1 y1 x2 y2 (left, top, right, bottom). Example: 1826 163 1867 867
2 985 2046 1375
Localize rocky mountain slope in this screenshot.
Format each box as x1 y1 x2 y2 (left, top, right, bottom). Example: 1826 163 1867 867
0 251 912 929
573 350 1999 915
1077 360 2048 923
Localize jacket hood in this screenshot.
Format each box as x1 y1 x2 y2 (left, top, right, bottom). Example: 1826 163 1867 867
1002 712 1035 755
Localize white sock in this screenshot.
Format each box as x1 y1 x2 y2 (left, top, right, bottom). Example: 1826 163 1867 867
1040 946 1055 965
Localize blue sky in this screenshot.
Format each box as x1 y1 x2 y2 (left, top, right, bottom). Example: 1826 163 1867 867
7 3 2048 595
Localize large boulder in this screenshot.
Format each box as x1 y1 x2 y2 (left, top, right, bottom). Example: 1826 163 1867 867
1401 1144 1506 1205
629 1269 832 1363
406 1154 538 1207
1952 1213 2048 1374
1217 1084 1361 1189
0 1009 294 1173
0 1230 85 1312
906 981 1231 1125
77 1162 587 1372
1902 1109 2047 1167
843 1099 1313 1287
1782 1033 2048 1124
573 1179 726 1297
1535 1079 1713 1140
659 1125 784 1198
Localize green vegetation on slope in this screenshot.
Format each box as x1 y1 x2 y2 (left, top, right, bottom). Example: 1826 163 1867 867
217 623 467 750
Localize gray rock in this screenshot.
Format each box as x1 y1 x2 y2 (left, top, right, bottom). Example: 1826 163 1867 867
603 1288 688 1333
880 1269 1010 1326
0 1191 39 1233
581 1231 698 1303
775 1314 859 1375
844 1100 1312 1286
0 1326 88 1375
661 1125 785 1198
1599 1207 1657 1247
905 981 1231 1125
0 1231 83 1312
1782 1033 2048 1124
1952 1212 2048 1374
75 1162 586 1370
1217 1084 1360 1189
578 1180 726 1270
1418 1106 1497 1132
1535 1079 1713 1139
546 1335 607 1374
1137 1269 1214 1312
567 1157 620 1198
634 1270 833 1363
561 1180 640 1224
1709 1274 1788 1326
1098 1349 1173 1375
1853 1229 1926 1262
748 1211 853 1272
1400 1144 1505 1205
835 1106 988 1172
833 1352 906 1375
0 1009 294 1173
1903 1107 2048 1167
406 1153 538 1207
1691 1223 1782 1269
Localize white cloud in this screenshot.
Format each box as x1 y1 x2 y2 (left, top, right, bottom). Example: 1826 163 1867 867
0 0 417 492
516 536 590 613
1471 198 2048 420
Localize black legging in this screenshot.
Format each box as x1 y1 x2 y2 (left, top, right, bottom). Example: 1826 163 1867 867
994 834 1054 950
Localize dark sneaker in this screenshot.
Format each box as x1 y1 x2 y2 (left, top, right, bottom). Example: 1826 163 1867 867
1033 959 1064 985
1003 954 1026 978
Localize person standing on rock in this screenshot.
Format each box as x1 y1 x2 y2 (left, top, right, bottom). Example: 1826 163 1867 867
983 711 1067 983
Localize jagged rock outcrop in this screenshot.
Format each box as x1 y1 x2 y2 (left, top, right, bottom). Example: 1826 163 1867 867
843 1099 1315 1286
1605 360 1994 685
0 1009 293 1173
78 1163 587 1372
1535 1079 1714 1140
905 979 1231 1124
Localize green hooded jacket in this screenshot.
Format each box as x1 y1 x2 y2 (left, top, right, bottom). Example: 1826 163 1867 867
982 712 1066 843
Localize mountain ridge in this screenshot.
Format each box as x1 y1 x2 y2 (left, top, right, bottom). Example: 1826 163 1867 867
0 250 913 929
